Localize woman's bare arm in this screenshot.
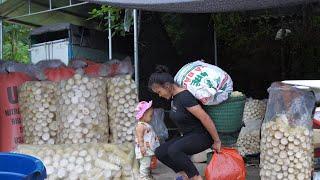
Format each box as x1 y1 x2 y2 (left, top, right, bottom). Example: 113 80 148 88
187 105 221 143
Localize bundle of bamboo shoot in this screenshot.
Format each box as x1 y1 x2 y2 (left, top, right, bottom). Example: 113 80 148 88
236 98 266 156
19 81 58 145
260 115 313 180
237 119 261 156
106 75 138 144
56 73 108 144
16 143 139 180
243 98 267 124
230 91 244 97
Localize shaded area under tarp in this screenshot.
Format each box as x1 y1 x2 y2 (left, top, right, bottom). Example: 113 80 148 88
84 0 317 13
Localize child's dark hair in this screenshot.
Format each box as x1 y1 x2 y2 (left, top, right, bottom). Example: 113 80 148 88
148 65 174 88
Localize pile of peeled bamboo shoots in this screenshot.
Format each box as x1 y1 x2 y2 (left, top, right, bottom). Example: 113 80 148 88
19 81 58 145
260 115 313 180
230 91 244 97
106 75 138 144
236 120 261 156
237 98 266 156
56 73 108 144
242 98 267 123
16 143 139 180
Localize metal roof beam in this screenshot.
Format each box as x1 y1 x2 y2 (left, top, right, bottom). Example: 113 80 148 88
6 18 41 27
6 1 89 20
2 1 26 17
28 0 91 19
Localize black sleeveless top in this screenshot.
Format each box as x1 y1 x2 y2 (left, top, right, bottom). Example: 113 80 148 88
169 90 206 134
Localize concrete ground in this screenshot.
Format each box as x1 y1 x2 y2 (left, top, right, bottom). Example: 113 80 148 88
152 162 260 180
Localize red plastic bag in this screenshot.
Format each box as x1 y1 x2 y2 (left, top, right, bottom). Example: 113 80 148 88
44 67 75 82
205 148 246 180
150 155 158 169
0 72 32 152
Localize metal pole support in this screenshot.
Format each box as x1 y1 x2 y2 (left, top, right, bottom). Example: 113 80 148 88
0 18 3 59
133 9 139 97
214 29 218 66
108 11 112 60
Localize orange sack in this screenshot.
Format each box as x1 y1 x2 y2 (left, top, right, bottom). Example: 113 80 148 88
0 72 32 152
205 148 246 180
84 64 104 77
44 67 75 82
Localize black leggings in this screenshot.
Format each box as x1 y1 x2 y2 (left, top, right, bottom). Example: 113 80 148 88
155 131 213 178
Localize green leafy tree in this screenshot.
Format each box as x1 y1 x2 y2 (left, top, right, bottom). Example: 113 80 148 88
3 22 31 64
89 5 132 36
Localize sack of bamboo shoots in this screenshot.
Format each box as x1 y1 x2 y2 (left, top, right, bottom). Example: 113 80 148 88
1 61 44 80
260 83 316 180
69 59 89 70
69 59 104 78
242 98 267 124
19 81 58 145
237 98 266 156
106 75 138 144
102 57 133 77
36 60 76 82
70 57 133 78
56 73 108 144
174 60 233 105
314 129 320 149
16 142 139 180
237 119 262 156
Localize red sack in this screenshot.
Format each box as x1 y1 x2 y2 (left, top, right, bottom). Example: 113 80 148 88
101 58 133 77
84 64 104 77
0 72 32 152
84 59 98 65
150 155 158 169
44 67 75 82
205 148 246 180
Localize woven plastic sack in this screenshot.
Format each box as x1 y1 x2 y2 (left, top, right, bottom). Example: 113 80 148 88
84 64 105 77
149 108 168 143
174 60 233 105
19 81 58 145
205 148 246 180
56 73 108 144
101 57 133 77
35 60 75 82
236 119 262 156
69 59 105 77
0 61 42 80
0 71 32 151
106 75 138 144
36 59 65 69
0 60 5 72
69 59 88 69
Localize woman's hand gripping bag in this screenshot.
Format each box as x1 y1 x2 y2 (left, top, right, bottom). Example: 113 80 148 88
205 148 246 180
